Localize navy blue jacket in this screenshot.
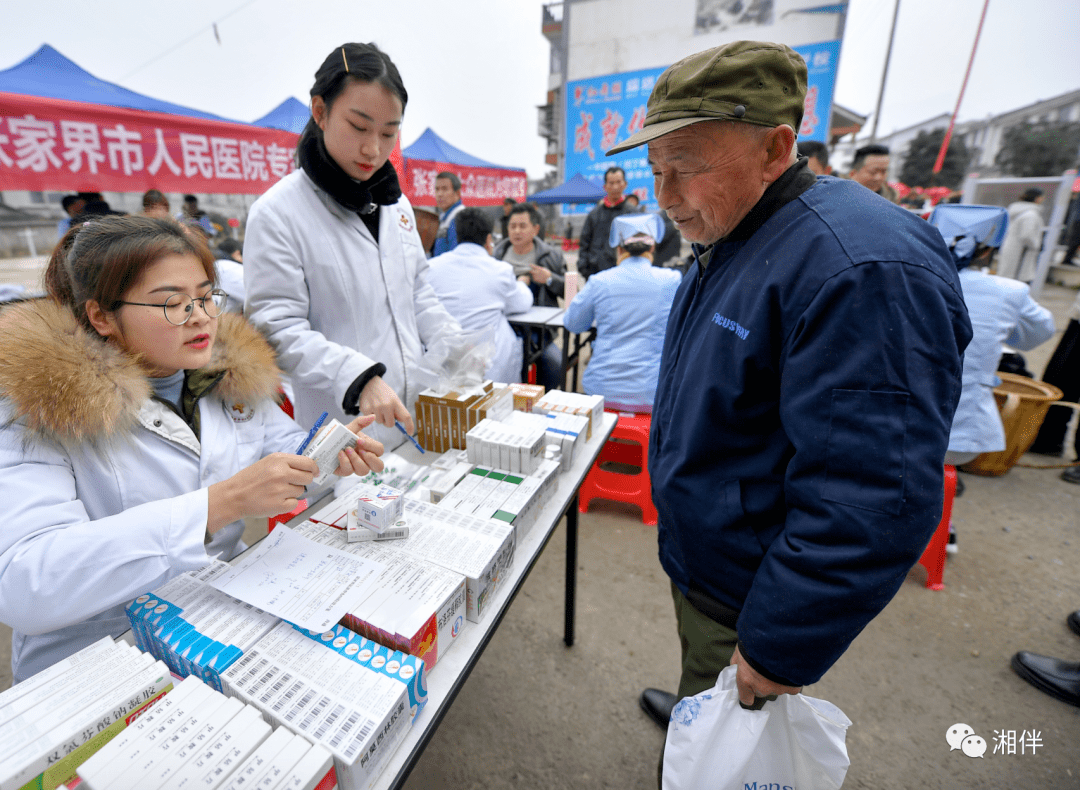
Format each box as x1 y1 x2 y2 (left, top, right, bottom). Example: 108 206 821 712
650 169 972 687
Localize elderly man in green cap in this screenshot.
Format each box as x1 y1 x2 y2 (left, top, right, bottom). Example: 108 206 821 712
616 41 972 745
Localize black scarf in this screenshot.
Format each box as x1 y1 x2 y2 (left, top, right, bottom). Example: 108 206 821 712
298 129 402 216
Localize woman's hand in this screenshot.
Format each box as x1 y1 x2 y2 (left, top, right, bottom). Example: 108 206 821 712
207 453 318 534
331 414 386 477
359 375 413 433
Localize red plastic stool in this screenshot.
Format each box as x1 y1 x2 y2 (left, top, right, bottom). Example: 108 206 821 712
268 499 307 533
917 465 957 590
578 411 657 526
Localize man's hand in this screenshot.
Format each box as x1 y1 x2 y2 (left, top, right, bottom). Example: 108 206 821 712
358 375 413 433
729 645 802 707
529 263 552 285
332 414 385 477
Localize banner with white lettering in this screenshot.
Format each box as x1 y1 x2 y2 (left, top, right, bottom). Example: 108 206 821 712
405 158 527 208
0 92 298 194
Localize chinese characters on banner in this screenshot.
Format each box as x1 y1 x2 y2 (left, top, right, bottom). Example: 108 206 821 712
562 40 841 214
405 158 527 208
0 91 298 194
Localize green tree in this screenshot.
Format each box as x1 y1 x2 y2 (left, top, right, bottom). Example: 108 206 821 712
899 127 970 189
995 121 1080 177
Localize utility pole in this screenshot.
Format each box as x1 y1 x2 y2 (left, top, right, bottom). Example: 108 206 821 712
870 0 901 143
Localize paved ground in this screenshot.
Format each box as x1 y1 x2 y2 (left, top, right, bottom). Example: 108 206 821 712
2 255 1079 787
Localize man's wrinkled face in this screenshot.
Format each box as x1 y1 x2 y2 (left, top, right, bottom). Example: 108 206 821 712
648 122 770 246
851 154 890 193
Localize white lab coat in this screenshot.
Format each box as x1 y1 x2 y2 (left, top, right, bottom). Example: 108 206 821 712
243 170 461 450
0 302 307 682
997 201 1045 282
215 257 246 314
427 242 533 384
948 267 1056 454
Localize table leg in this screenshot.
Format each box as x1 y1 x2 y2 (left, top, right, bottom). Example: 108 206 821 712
564 494 578 647
560 329 571 392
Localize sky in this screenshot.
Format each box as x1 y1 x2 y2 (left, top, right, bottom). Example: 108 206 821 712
1 0 1077 181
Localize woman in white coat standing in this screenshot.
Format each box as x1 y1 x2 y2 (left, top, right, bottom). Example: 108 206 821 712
0 217 384 683
997 188 1046 282
244 43 460 451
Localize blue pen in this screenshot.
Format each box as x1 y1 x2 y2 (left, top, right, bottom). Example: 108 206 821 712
297 411 329 455
395 420 425 454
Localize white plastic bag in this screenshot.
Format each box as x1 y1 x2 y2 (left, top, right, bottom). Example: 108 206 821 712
413 327 496 392
662 665 852 790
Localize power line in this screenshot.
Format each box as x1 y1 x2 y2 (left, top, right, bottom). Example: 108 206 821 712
118 0 262 81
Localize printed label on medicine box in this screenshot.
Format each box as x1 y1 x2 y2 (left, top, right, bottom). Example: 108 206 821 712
356 485 404 533
303 419 358 486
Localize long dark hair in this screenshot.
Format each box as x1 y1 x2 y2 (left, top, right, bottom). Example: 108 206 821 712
298 43 408 157
45 216 216 333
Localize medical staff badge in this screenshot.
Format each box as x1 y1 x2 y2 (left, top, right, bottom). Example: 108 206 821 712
226 401 256 423
398 212 413 233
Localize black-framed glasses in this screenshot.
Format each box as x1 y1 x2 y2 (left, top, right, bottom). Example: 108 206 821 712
116 289 228 326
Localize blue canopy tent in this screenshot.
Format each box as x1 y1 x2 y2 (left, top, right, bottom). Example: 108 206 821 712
402 127 518 170
0 44 241 123
252 97 310 135
527 173 606 205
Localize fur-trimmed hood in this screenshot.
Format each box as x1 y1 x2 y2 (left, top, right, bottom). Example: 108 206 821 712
0 299 282 444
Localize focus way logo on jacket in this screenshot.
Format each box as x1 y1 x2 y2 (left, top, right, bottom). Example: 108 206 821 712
712 312 750 340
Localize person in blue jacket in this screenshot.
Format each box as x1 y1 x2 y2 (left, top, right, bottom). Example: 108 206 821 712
562 213 681 412
605 41 972 738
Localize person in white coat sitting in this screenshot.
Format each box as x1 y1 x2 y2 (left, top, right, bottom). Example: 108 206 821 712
0 216 384 683
244 43 461 452
944 233 1055 551
427 207 533 383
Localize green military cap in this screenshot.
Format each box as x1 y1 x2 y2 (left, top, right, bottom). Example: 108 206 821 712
606 40 807 155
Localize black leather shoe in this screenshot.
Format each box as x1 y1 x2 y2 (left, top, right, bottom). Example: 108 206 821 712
639 688 678 729
1061 465 1080 485
1068 610 1080 639
1011 652 1080 708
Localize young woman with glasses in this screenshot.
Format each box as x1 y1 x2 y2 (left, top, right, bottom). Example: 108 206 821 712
0 216 384 683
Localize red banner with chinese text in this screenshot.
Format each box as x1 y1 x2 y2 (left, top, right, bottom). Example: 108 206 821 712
404 158 526 208
0 92 298 194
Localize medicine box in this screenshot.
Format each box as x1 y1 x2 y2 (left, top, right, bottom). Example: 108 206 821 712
353 484 404 534
509 382 545 413
415 382 492 453
302 419 359 486
0 641 173 790
220 623 410 790
533 390 604 440
345 510 410 543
